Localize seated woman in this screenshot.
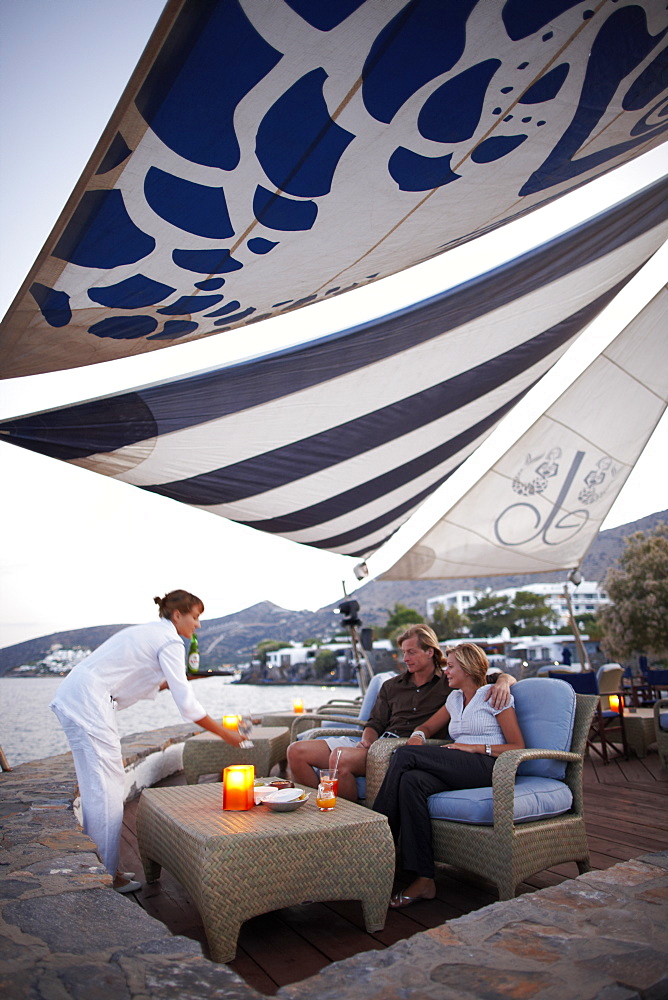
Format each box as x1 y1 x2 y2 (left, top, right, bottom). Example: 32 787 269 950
372 642 524 909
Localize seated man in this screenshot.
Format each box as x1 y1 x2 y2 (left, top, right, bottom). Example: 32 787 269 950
287 624 515 801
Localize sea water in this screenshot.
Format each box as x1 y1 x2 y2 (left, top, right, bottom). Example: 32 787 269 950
0 676 361 768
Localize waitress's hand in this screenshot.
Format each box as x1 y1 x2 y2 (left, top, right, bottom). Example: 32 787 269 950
222 729 244 747
195 714 244 746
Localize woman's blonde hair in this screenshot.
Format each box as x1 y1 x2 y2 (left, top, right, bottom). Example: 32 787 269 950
397 624 446 674
445 642 489 687
154 590 204 620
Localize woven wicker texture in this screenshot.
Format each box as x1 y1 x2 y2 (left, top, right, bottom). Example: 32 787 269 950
136 783 394 962
653 699 668 768
182 726 290 784
289 713 372 741
261 699 364 733
365 737 446 807
368 693 598 900
622 709 658 759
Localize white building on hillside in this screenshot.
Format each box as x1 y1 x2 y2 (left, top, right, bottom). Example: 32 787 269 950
426 581 610 630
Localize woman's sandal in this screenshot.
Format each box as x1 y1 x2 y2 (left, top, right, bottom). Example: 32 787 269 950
389 891 435 909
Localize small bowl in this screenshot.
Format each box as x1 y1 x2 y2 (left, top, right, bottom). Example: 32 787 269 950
264 791 310 812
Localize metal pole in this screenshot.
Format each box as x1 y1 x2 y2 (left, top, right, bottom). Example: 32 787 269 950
348 625 374 693
563 584 592 671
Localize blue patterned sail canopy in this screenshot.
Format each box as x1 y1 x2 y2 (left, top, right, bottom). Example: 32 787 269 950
2 0 667 377
1 177 666 558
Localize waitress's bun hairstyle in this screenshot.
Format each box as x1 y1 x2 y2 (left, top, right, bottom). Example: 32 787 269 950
154 590 204 619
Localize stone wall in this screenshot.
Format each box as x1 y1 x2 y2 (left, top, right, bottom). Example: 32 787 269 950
1 727 666 999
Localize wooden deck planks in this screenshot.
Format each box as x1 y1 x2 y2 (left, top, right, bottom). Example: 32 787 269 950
120 753 668 996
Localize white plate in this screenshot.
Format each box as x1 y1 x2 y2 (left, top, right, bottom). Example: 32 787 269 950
264 792 310 812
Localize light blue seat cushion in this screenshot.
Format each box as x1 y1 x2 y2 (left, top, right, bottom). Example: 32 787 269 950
513 677 576 779
428 775 573 825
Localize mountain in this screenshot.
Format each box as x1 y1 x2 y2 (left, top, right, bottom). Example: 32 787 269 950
1 510 665 674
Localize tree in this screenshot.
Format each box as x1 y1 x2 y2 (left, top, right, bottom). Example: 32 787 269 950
598 524 668 660
430 602 469 640
510 591 559 636
255 639 285 665
314 648 338 679
379 602 424 639
466 594 513 637
557 612 603 641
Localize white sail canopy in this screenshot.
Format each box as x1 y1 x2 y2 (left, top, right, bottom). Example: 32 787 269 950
1 179 666 560
2 0 668 378
379 286 668 581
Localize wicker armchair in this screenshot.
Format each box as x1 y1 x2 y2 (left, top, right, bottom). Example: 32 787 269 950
289 671 397 741
654 698 668 769
365 736 445 807
290 716 369 741
367 683 598 900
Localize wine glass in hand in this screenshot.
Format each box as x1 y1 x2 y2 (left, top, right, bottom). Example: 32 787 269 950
238 715 254 748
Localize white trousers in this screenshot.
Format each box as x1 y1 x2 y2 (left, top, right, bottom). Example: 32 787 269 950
51 702 125 876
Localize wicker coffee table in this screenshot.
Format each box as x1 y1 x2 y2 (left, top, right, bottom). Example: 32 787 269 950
182 725 290 784
624 709 657 758
136 783 395 962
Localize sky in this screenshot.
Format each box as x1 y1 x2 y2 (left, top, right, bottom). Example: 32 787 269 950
0 1 667 649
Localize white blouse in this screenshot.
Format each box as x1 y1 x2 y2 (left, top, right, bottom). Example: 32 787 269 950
446 685 514 745
51 618 206 728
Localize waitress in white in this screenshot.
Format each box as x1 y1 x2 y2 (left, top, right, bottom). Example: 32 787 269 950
51 590 242 892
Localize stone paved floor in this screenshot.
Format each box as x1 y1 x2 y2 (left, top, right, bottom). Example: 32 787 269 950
2 728 666 999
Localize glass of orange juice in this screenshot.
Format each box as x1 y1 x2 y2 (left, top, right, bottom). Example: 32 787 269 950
316 768 338 811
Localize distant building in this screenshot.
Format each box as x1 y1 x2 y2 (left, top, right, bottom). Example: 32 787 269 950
13 646 91 676
426 581 610 630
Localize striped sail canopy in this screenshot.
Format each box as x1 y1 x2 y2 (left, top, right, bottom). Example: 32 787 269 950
2 0 668 378
1 178 666 559
379 286 668 581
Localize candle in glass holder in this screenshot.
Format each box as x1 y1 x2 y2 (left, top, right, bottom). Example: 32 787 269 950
223 765 255 810
608 695 621 714
223 714 241 730
293 698 304 714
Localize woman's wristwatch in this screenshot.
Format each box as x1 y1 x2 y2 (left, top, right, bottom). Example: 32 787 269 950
485 744 492 755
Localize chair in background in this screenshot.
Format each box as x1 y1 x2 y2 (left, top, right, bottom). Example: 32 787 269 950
596 664 624 711
549 671 628 762
642 666 668 701
367 679 597 900
290 671 397 742
654 698 668 769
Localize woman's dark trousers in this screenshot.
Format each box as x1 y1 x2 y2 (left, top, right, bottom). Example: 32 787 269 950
373 745 495 878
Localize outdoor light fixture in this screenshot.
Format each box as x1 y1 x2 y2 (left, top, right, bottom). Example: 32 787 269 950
568 568 583 586
336 599 362 627
354 562 369 580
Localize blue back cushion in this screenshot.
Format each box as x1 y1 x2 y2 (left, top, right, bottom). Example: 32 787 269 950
358 671 396 720
513 678 576 779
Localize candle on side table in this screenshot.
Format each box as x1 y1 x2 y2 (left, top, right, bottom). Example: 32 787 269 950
223 764 255 810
